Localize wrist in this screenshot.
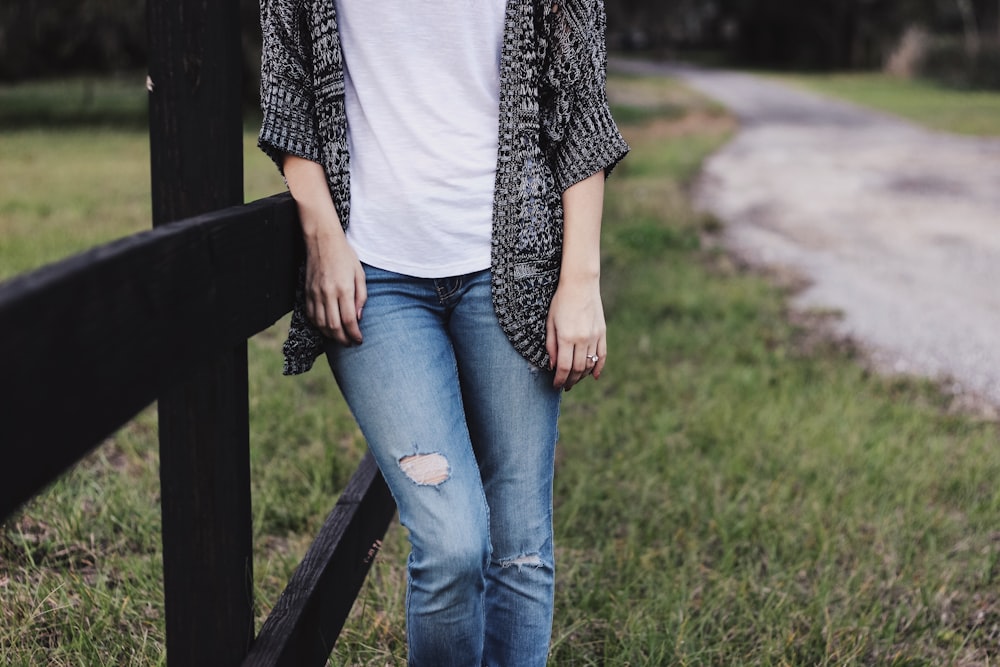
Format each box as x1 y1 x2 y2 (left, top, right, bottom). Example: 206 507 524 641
296 198 344 241
301 222 350 265
559 261 601 284
301 215 343 241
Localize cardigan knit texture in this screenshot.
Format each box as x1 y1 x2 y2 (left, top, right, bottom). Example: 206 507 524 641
258 0 629 375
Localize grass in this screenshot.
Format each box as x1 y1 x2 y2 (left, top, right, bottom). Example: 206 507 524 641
0 81 285 282
0 128 283 282
770 71 1000 137
0 74 150 128
2 74 999 665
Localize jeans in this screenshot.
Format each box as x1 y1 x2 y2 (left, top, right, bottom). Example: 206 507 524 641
325 265 562 667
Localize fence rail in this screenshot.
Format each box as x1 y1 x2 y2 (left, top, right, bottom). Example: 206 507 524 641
1 193 297 513
0 193 396 665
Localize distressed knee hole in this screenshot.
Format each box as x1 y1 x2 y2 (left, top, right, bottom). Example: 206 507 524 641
398 453 450 486
500 553 544 571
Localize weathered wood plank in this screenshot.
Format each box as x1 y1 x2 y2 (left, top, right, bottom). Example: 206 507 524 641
242 453 397 667
146 0 255 658
159 351 255 666
0 193 300 522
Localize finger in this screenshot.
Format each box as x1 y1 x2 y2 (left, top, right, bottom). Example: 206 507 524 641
328 320 351 347
563 370 582 391
553 342 575 389
593 340 608 380
579 352 596 380
545 314 557 371
305 294 318 330
339 293 362 345
354 265 368 323
336 269 363 345
312 300 336 340
312 293 349 346
307 288 340 341
563 346 591 391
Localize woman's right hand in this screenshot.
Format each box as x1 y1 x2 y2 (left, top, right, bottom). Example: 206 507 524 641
304 229 366 346
283 154 366 346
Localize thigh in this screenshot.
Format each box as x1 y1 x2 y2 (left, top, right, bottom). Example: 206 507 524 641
449 271 562 558
325 266 488 549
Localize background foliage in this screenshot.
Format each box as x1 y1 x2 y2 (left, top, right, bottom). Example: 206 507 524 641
2 0 1000 84
607 0 1000 69
0 0 262 99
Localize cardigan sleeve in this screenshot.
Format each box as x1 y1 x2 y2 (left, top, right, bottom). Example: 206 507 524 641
257 0 322 172
547 0 629 193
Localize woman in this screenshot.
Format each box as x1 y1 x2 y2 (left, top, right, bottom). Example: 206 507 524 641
258 0 627 664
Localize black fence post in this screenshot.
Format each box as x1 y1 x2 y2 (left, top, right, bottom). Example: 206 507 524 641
147 0 254 665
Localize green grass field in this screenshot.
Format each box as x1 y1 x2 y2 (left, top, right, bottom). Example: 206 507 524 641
773 72 1000 137
1 74 998 666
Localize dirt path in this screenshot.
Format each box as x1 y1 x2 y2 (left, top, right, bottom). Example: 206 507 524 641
611 58 1000 410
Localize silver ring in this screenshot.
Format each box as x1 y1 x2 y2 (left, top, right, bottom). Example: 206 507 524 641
587 354 599 363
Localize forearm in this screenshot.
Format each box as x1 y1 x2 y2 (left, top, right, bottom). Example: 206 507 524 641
282 154 343 242
546 169 608 389
281 154 365 345
560 170 605 283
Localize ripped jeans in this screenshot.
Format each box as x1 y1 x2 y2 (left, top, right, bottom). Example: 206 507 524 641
325 264 562 667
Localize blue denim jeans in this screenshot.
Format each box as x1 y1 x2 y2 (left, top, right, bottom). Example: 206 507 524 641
325 265 562 667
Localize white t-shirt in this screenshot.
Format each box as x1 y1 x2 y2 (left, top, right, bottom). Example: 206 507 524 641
333 0 507 278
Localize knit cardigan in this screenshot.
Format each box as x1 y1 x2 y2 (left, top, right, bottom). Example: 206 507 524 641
258 0 629 375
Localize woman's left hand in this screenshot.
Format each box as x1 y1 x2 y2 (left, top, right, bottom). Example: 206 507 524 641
546 275 607 391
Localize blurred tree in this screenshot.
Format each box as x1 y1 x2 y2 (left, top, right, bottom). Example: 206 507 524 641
0 0 261 102
0 0 145 80
605 0 999 69
1 0 997 82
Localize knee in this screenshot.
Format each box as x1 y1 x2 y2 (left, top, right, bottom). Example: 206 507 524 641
411 534 490 596
432 535 490 578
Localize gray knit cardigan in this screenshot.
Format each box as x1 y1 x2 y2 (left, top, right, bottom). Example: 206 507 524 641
258 0 629 375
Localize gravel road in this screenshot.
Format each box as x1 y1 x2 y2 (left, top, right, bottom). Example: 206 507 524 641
611 58 1000 410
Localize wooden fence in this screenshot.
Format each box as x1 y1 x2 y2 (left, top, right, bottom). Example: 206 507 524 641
0 0 396 664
